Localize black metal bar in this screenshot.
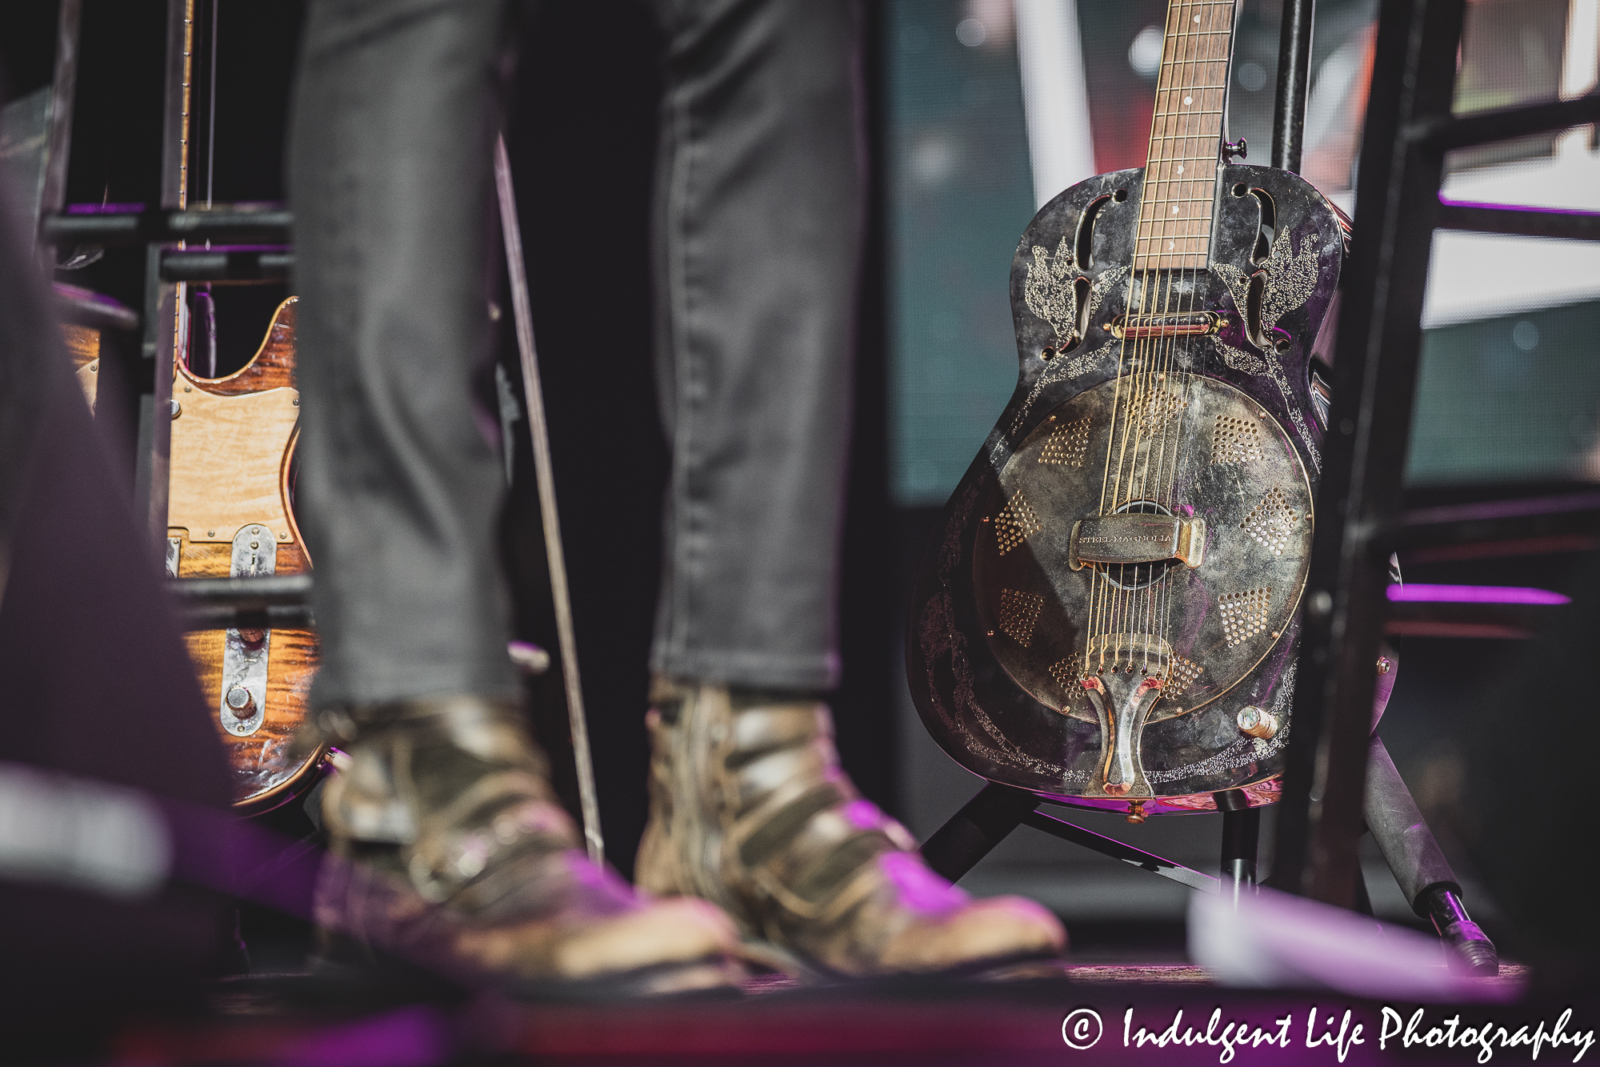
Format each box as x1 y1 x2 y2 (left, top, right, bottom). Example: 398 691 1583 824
918 782 1039 883
1410 91 1600 152
140 265 177 547
178 604 314 631
40 207 293 247
40 0 83 218
140 0 191 550
1276 0 1467 906
1436 202 1600 241
160 248 293 283
1365 737 1498 974
53 284 140 334
170 574 312 604
1216 789 1260 898
1271 0 1316 171
169 574 313 632
1384 599 1561 639
1363 736 1459 904
1023 808 1221 894
1389 490 1600 559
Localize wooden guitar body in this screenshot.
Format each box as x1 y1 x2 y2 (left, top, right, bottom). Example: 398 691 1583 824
167 298 321 810
907 162 1346 818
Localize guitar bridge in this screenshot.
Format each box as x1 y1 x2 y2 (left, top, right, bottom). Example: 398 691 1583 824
1109 311 1224 339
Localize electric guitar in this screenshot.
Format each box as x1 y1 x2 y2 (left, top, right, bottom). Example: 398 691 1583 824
166 297 322 811
907 0 1346 820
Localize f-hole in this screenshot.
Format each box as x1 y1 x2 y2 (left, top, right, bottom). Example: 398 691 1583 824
1247 187 1276 265
1069 276 1092 348
1245 271 1268 348
1075 193 1115 269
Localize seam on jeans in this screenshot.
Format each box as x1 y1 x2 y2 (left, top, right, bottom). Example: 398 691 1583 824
662 55 702 670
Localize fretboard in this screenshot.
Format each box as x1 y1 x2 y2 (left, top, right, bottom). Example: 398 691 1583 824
1133 0 1237 272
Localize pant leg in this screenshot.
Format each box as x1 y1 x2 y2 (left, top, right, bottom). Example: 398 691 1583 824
289 0 517 709
647 0 866 692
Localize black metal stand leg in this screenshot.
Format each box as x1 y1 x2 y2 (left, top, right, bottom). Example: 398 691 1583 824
1216 789 1260 902
919 783 1040 883
1364 735 1498 975
920 782 1223 893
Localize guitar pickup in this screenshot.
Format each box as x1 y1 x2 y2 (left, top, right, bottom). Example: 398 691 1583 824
1069 513 1206 570
1109 311 1223 340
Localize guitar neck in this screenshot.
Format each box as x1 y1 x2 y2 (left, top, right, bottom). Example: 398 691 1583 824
1133 0 1237 272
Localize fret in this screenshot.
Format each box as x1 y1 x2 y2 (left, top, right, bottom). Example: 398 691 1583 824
1138 217 1213 229
1146 118 1226 131
1137 227 1213 241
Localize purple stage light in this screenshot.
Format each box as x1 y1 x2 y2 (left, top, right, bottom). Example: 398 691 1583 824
1385 583 1570 605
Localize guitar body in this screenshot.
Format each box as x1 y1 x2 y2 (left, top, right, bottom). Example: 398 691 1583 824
907 163 1346 817
167 298 322 811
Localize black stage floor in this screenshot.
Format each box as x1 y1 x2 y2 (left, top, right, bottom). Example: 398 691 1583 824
18 962 1543 1067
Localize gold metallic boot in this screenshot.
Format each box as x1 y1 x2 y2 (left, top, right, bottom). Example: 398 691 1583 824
637 680 1065 977
312 694 741 995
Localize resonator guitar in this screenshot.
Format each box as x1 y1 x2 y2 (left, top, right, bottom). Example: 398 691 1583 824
907 0 1347 820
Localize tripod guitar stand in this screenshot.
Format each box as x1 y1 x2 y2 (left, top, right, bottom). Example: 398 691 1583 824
918 689 1500 975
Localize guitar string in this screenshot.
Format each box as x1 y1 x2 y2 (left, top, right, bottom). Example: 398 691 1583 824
1148 0 1203 676
1141 0 1203 674
1127 0 1195 670
1152 0 1206 682
1129 0 1193 657
1089 0 1230 679
1128 0 1231 678
1151 0 1216 660
1108 0 1182 670
1158 0 1233 688
1145 1 1194 675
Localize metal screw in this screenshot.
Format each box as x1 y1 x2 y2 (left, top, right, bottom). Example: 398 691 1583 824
170 400 181 418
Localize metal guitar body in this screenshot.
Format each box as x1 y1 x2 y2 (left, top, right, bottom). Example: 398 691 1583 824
907 164 1345 817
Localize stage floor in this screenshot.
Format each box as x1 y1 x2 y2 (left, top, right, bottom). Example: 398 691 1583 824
81 963 1538 1067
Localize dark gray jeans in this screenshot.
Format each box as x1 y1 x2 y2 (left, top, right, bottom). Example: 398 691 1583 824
289 0 863 710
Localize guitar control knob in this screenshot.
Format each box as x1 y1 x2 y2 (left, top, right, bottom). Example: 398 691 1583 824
1236 705 1278 739
226 686 256 719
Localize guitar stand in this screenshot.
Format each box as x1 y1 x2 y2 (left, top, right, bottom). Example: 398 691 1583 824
919 732 1498 975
